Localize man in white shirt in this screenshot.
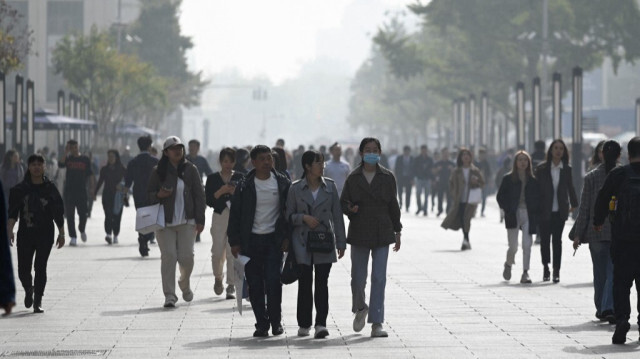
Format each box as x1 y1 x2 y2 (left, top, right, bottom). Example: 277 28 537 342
324 142 351 196
228 145 291 338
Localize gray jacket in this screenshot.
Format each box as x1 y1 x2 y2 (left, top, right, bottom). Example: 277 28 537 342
574 164 612 243
285 177 346 265
147 160 206 226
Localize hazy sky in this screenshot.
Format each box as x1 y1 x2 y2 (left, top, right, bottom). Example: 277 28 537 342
180 0 413 83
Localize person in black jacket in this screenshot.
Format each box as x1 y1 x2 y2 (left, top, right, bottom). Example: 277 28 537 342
7 154 65 313
228 145 291 337
496 151 540 284
205 147 244 299
95 150 127 245
394 145 413 212
534 139 578 283
0 179 16 315
594 136 640 344
124 136 159 257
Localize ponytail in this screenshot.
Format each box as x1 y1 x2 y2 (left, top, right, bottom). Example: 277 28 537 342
602 140 621 174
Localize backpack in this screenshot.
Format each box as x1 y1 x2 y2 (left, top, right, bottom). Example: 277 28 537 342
614 165 640 242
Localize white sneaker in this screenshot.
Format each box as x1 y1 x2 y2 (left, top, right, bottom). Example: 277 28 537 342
371 323 388 338
297 327 310 337
353 307 368 332
70 237 77 246
81 232 87 242
314 325 329 339
113 236 118 244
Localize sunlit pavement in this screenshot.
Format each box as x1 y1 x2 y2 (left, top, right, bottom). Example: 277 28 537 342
1 195 639 358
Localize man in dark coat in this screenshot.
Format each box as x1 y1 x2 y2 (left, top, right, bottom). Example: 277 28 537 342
0 179 16 315
125 135 159 257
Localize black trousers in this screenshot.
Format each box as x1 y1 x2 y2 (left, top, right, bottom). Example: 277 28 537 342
297 262 332 328
245 233 282 331
64 191 88 238
435 188 451 215
458 202 469 240
102 193 123 236
539 213 566 269
612 241 640 325
397 177 412 210
17 228 54 297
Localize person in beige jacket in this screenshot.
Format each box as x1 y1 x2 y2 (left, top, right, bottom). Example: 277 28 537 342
147 136 206 308
441 148 485 251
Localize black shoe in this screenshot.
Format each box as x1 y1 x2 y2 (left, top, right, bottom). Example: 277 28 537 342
600 310 616 324
139 243 149 257
253 329 269 337
415 209 421 215
595 311 604 320
33 295 43 314
552 269 560 283
272 324 284 336
24 287 33 308
543 265 550 282
612 322 630 344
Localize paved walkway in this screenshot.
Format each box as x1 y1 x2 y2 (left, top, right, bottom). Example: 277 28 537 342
1 196 638 358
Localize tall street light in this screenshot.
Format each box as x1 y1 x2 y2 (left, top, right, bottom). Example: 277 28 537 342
0 72 5 155
26 80 35 155
516 82 525 149
572 67 583 203
532 77 541 148
468 94 476 148
552 72 562 139
480 92 488 147
14 74 23 153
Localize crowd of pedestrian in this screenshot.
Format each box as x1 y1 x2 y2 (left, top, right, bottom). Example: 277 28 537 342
2 134 640 346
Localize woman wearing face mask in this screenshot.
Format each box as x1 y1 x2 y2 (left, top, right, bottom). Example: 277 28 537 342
496 151 540 284
205 147 244 299
441 148 485 250
94 150 127 245
340 137 402 338
148 136 206 308
7 154 65 313
534 139 578 283
286 150 346 339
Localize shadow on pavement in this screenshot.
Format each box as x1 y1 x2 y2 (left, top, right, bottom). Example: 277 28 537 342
552 321 615 333
562 282 593 289
480 281 557 288
94 256 160 261
183 333 373 351
100 307 168 316
562 343 640 355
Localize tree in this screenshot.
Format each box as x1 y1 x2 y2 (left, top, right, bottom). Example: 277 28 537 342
120 0 207 111
373 0 640 117
0 1 34 73
52 26 168 148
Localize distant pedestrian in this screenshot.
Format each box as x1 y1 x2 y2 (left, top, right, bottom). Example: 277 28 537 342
413 145 433 216
594 137 640 344
186 139 213 180
286 150 346 339
1 149 25 201
58 140 95 246
496 151 540 284
205 147 244 299
147 136 206 308
394 145 413 212
0 179 16 315
8 154 65 313
531 140 546 169
323 142 351 197
587 140 605 172
125 136 159 257
433 148 455 216
228 145 291 337
573 140 619 324
272 147 291 179
441 148 485 250
340 137 402 338
95 150 127 245
534 139 578 283
475 148 492 217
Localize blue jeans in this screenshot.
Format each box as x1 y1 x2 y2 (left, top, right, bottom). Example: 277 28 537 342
589 241 614 314
415 179 431 214
351 244 389 324
245 233 283 331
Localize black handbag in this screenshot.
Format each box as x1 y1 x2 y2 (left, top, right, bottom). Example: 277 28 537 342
281 252 299 285
306 203 335 253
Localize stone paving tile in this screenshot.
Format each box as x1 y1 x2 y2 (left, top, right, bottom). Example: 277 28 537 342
1 197 639 358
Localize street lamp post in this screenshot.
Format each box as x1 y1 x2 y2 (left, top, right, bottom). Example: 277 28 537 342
468 94 476 149
0 71 5 155
552 73 562 140
480 92 488 147
532 77 541 148
516 82 525 149
14 75 23 153
636 98 640 135
572 67 583 203
459 98 466 148
26 80 34 155
452 100 458 149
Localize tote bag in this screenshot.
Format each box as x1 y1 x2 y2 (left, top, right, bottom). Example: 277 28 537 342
135 203 165 234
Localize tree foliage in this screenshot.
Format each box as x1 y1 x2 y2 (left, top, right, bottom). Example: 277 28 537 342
52 26 168 147
0 1 34 74
351 0 640 142
121 0 207 110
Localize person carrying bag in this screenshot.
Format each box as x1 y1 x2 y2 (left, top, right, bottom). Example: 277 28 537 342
285 150 346 339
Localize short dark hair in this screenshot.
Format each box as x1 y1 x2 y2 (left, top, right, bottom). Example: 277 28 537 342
534 140 546 152
628 137 640 159
219 147 236 162
137 135 153 151
188 139 200 147
403 145 411 152
358 137 381 154
250 145 272 160
67 139 78 146
329 142 340 151
27 153 46 165
420 144 427 150
301 150 324 178
456 148 473 167
272 147 287 171
276 138 285 146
